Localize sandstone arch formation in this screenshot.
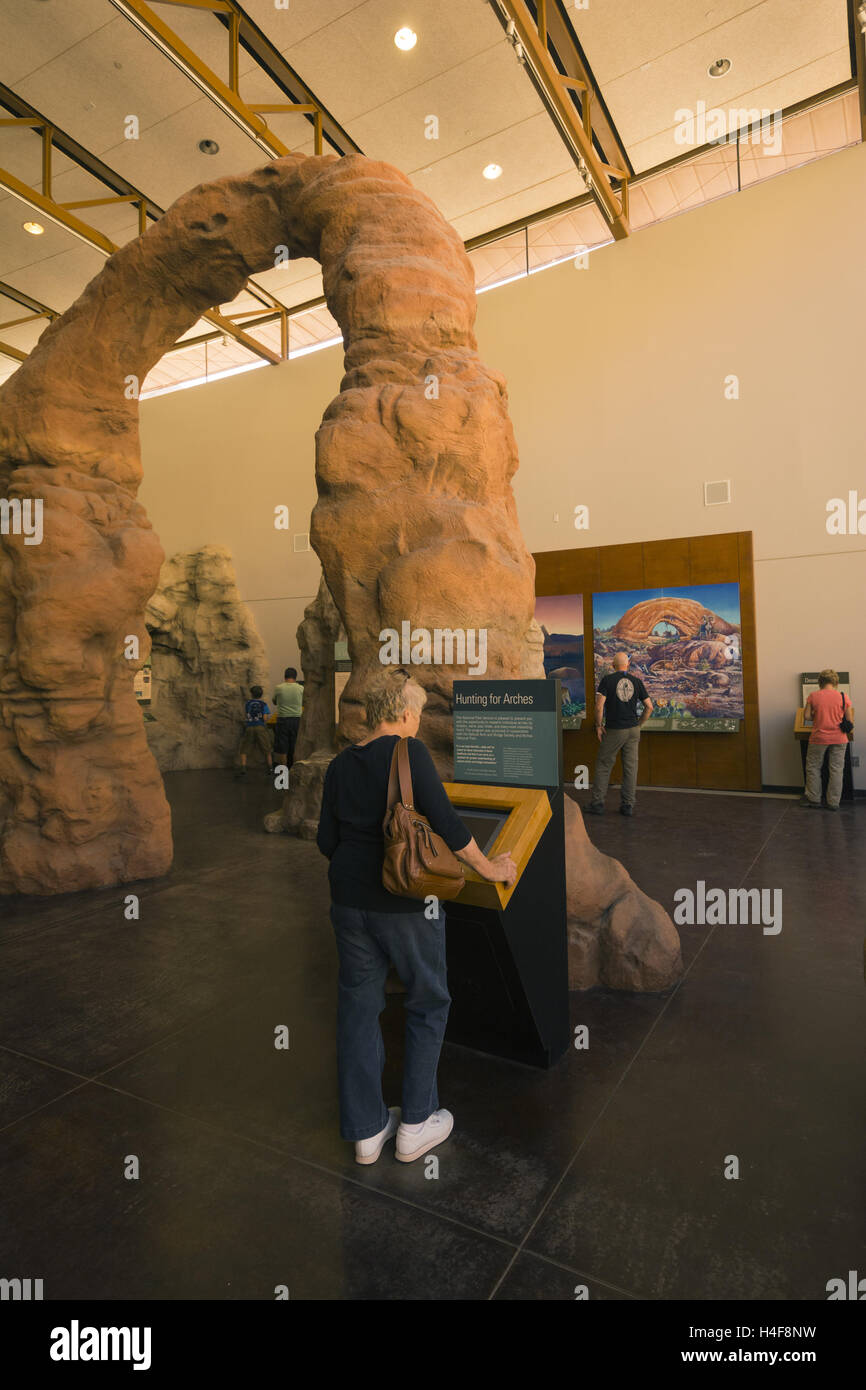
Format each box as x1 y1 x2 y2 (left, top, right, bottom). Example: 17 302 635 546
610 597 737 642
0 154 540 894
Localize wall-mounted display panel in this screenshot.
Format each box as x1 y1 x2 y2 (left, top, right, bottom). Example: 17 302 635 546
534 533 761 791
534 593 585 728
592 582 744 731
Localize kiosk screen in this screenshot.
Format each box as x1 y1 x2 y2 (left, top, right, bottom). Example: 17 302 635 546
459 808 508 855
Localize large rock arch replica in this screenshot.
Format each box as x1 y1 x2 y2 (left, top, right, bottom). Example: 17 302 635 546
0 152 681 993
0 153 537 893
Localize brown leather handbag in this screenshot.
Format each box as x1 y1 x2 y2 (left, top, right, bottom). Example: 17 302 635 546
382 738 466 901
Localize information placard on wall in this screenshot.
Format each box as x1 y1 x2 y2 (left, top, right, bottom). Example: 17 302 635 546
453 679 563 789
800 671 850 706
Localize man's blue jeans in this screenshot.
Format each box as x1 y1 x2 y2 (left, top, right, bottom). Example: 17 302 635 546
330 903 451 1141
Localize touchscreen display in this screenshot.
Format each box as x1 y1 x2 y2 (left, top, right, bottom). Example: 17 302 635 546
458 808 508 855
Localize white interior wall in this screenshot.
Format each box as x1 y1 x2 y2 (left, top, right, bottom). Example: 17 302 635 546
139 138 866 787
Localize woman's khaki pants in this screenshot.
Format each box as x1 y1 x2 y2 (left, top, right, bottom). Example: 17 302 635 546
805 742 846 808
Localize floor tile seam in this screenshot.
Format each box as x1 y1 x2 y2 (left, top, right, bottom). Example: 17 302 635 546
491 1246 645 1300
487 817 807 1285
77 1075 527 1253
0 1070 92 1138
0 875 192 949
486 921 729 1294
0 852 309 951
89 994 266 1082
0 993 255 1107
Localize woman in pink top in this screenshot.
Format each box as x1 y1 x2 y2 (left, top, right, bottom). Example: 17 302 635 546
802 669 855 811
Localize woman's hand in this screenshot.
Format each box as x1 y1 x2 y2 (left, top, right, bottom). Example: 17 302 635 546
456 839 517 886
482 852 518 887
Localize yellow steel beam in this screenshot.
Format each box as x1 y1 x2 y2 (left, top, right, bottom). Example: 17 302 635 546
108 0 295 158
41 125 52 198
0 164 280 365
0 311 50 330
0 341 28 362
155 0 232 10
0 165 117 254
59 193 141 209
853 0 866 141
496 0 629 239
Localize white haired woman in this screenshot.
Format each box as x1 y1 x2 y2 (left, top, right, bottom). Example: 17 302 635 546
317 669 517 1165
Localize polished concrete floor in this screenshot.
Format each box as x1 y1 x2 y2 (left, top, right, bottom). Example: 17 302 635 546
0 772 863 1300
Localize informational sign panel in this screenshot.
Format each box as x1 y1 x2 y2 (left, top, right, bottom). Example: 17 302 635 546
453 679 562 789
133 664 152 703
800 671 850 707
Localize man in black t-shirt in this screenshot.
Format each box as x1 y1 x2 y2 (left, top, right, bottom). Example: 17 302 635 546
589 653 653 816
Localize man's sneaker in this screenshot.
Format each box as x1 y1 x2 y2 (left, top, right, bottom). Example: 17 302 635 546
395 1109 454 1163
620 803 634 816
825 803 840 812
586 802 604 816
799 799 822 809
355 1107 401 1165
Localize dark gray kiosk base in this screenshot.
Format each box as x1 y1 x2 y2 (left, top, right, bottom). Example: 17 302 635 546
444 790 569 1069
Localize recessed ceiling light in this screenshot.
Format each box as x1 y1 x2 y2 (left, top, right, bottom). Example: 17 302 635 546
483 163 503 180
198 138 220 155
23 221 45 235
708 57 732 78
394 27 417 51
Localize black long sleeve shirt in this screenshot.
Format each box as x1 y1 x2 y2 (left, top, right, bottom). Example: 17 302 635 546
316 735 471 913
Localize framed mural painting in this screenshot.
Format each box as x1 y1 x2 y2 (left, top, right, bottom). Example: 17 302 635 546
535 593 585 730
592 583 743 731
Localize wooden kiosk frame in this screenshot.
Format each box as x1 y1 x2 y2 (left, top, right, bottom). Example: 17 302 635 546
441 783 551 910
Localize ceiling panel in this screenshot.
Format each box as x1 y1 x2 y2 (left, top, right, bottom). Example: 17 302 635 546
0 0 856 388
565 0 851 173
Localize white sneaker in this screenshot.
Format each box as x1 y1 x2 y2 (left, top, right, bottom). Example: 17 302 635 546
395 1109 454 1163
354 1107 400 1165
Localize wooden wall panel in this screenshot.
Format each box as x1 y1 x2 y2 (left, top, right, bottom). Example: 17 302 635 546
536 531 762 791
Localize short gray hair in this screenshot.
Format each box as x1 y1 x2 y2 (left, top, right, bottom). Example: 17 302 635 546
364 670 427 728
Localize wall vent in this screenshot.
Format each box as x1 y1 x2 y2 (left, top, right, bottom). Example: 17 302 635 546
293 533 311 552
704 479 731 506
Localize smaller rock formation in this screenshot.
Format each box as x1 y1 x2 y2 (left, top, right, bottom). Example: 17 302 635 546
145 546 268 771
564 796 682 991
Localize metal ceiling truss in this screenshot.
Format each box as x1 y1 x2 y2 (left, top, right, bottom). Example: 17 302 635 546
107 0 362 159
851 0 866 140
0 15 857 377
0 280 58 364
0 84 284 365
488 0 632 239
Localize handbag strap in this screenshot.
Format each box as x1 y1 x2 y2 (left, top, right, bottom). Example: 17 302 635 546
385 737 415 814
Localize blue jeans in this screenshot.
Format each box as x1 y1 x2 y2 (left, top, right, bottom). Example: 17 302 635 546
330 903 451 1141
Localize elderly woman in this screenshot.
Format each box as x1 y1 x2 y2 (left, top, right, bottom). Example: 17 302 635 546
317 669 517 1165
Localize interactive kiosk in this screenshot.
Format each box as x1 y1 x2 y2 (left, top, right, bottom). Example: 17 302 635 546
443 679 569 1069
